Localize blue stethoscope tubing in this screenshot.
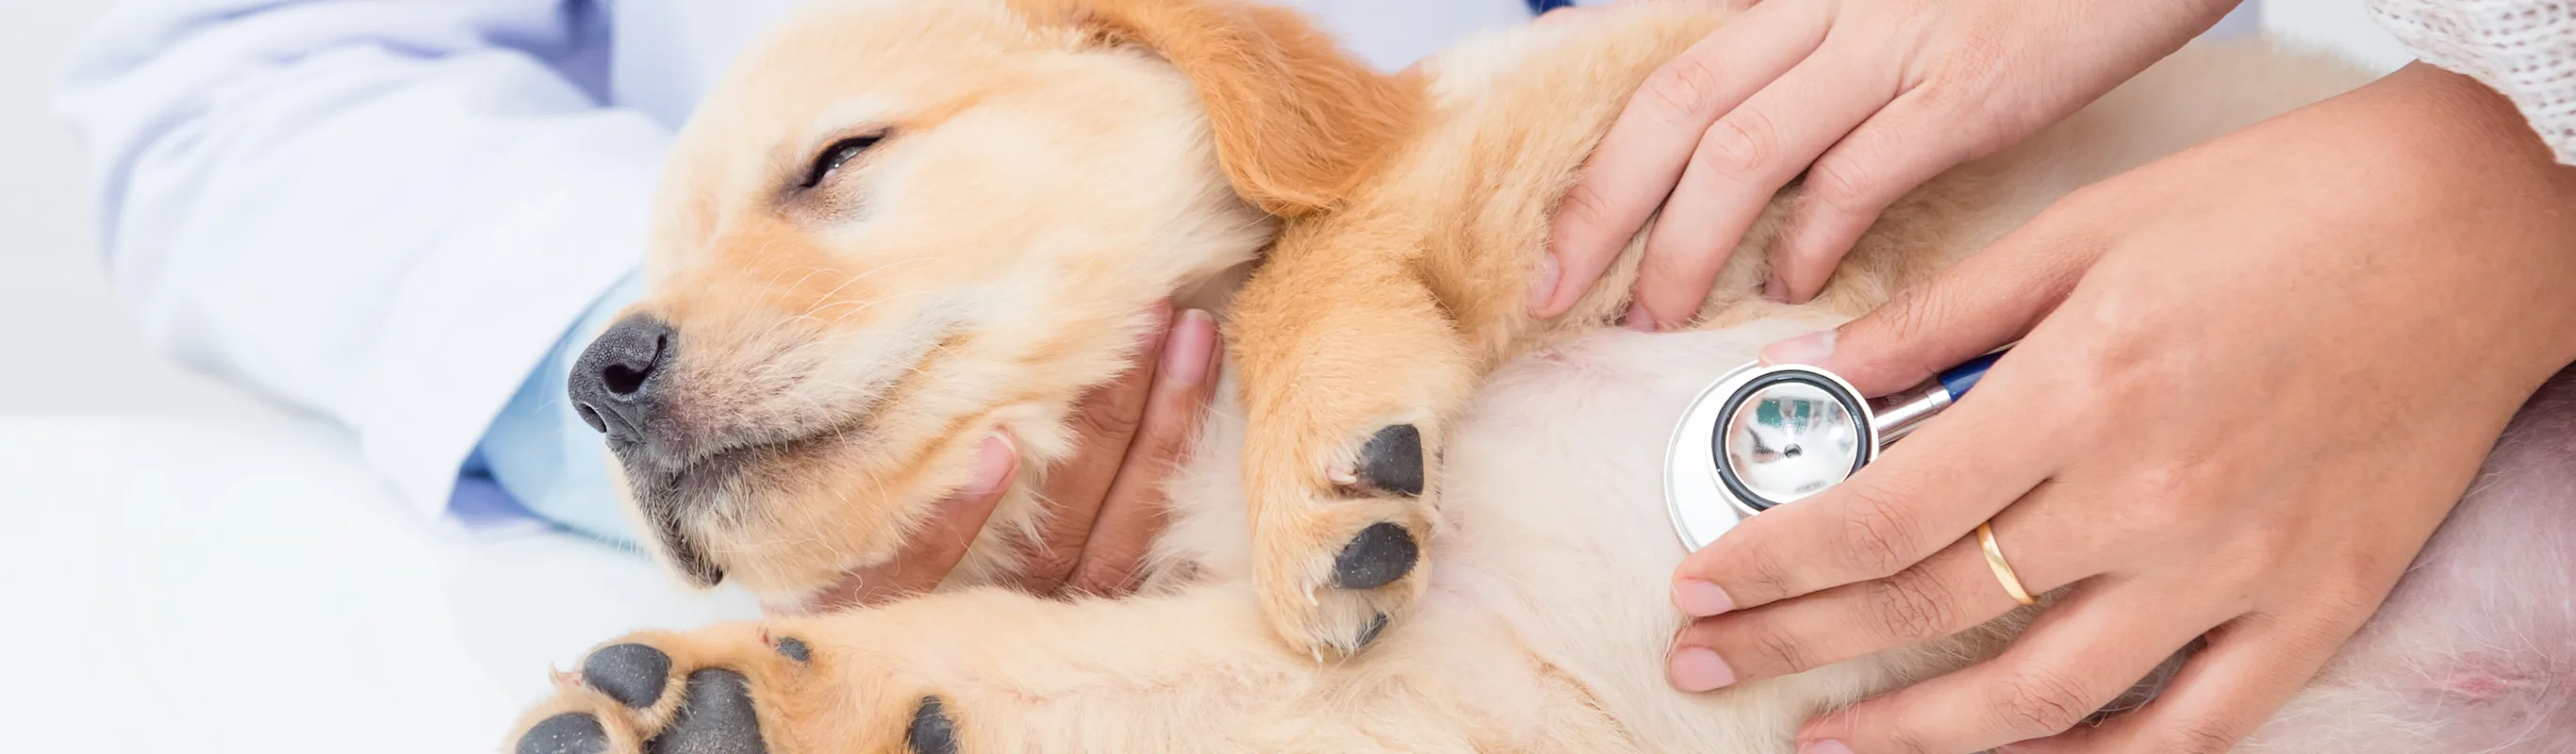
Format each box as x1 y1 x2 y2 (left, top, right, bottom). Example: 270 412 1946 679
1936 351 2002 402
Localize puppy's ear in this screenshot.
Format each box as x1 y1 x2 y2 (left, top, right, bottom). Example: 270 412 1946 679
1014 0 1421 216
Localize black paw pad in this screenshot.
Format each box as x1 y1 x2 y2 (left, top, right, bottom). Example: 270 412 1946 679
647 670 766 754
1331 522 1419 590
1355 612 1391 649
772 636 810 664
583 644 673 709
1354 424 1425 497
520 713 610 754
908 696 960 754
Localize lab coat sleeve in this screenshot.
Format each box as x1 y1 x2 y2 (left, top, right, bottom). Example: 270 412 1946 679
58 0 668 516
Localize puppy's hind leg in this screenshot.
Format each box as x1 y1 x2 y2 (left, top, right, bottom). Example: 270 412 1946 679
501 587 1506 754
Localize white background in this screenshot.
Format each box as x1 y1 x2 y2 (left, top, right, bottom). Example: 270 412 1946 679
2 6 759 749
0 1 2417 751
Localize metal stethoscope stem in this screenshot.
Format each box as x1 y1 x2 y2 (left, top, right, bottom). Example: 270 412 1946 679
1866 351 2002 444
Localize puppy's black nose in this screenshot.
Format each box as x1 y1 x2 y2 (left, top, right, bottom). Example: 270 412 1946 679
569 315 675 445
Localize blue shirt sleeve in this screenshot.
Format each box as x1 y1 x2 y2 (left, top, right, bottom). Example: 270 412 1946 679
472 270 649 544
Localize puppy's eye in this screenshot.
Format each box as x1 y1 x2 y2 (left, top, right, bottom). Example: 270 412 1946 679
801 133 883 188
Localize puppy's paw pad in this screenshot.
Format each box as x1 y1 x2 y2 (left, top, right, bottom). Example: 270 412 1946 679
649 670 766 754
511 632 800 754
1354 613 1391 650
1252 421 1439 657
770 636 810 664
1257 517 1428 658
1331 522 1419 590
582 644 674 709
520 713 612 754
1340 424 1424 498
907 697 960 754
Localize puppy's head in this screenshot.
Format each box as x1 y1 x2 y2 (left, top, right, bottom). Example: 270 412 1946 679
567 0 1416 602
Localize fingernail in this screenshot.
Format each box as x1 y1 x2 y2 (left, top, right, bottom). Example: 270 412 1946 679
1669 647 1737 692
1623 303 1657 333
964 434 1016 498
1527 254 1561 312
1759 329 1835 366
1798 741 1855 754
1673 580 1736 617
1762 275 1790 303
1162 309 1216 386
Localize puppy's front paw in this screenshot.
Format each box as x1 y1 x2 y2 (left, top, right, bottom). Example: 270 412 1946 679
507 626 941 754
1251 421 1439 659
508 631 785 754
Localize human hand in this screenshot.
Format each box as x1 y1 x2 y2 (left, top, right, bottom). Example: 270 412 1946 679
1664 63 2576 753
1539 0 2240 327
801 304 1223 613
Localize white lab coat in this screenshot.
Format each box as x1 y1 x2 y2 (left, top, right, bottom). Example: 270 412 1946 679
55 0 1577 520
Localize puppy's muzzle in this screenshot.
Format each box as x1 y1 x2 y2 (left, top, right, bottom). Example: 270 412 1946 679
568 313 729 586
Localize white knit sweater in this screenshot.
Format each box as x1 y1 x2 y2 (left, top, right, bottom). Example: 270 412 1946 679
2372 0 2576 163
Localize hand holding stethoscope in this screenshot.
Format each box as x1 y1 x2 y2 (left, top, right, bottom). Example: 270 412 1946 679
1645 64 2576 754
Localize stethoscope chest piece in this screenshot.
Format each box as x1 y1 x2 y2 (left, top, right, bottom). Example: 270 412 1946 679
1664 351 2003 551
1664 362 1875 550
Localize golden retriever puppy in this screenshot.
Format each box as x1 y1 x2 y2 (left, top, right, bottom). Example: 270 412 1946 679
509 0 2574 751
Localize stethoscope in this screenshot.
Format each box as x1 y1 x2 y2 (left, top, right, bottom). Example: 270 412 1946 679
1664 349 2006 550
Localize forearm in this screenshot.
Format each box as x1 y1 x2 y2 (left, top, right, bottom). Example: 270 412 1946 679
59 0 670 513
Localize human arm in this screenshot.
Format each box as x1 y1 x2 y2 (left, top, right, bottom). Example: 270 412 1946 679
58 0 666 515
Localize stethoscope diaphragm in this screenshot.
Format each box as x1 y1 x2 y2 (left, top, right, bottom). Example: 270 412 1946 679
1664 351 2006 551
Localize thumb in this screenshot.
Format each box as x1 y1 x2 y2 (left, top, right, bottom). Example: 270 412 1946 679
1759 221 2102 397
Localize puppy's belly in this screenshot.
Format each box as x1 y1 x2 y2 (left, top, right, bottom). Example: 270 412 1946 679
2249 369 2576 752
1421 318 1959 749
1152 317 1913 747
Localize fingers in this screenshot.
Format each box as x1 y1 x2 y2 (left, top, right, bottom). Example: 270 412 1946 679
1669 534 2033 690
1538 0 1831 318
1670 384 2056 613
1064 308 1222 597
1796 576 2228 754
1012 304 1177 593
2014 612 2359 754
810 434 1019 612
1631 37 1905 328
1767 85 1981 303
801 303 1204 612
1759 207 2101 396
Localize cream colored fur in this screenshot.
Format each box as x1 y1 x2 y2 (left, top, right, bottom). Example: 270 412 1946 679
505 1 2568 751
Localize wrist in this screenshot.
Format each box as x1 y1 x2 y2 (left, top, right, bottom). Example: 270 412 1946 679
2260 64 2576 376
2371 64 2576 370
2373 62 2569 179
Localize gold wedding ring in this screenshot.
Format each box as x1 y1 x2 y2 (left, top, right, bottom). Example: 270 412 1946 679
1976 522 2039 606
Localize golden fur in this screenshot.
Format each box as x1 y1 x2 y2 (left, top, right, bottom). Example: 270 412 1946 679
509 1 2403 750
